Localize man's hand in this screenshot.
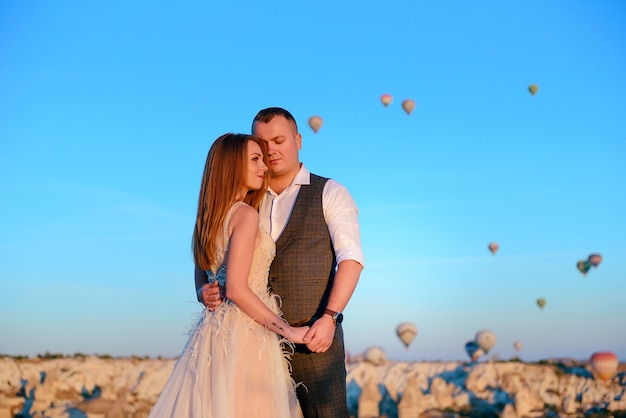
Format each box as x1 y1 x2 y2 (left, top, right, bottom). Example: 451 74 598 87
303 314 336 353
199 281 224 312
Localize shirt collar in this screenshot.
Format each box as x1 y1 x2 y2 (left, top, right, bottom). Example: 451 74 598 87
292 164 311 186
267 164 310 196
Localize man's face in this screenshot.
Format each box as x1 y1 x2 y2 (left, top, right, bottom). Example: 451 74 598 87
252 115 301 179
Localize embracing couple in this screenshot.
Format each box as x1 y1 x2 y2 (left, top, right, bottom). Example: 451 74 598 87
149 107 364 418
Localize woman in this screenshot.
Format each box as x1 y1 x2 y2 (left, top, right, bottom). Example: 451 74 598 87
148 133 307 418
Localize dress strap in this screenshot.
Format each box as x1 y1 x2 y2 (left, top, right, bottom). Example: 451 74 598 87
207 201 247 275
223 201 248 249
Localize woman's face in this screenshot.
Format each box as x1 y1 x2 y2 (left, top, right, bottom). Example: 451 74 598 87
245 140 268 192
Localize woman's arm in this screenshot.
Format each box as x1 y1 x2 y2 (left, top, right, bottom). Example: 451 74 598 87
226 205 309 344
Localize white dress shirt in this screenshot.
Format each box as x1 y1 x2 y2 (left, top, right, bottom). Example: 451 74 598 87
259 164 364 267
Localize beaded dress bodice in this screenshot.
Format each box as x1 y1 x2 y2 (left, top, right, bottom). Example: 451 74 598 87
205 201 276 298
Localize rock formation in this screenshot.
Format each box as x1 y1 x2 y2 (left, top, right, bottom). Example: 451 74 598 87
1 356 624 417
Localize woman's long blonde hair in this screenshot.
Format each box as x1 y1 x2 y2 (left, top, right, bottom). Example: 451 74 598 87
192 133 269 271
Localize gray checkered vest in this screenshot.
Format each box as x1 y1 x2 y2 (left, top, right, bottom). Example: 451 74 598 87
268 174 336 325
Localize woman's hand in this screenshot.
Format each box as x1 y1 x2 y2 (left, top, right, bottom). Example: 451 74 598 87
288 326 311 344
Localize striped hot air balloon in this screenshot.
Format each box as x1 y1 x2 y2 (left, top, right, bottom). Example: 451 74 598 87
380 94 392 107
396 322 417 348
590 351 618 382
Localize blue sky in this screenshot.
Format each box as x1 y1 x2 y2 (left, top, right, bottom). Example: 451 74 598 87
1 1 625 362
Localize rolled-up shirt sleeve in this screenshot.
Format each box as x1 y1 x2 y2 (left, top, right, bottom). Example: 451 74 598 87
323 179 364 267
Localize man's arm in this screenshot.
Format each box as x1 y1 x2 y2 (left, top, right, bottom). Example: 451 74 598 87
325 259 362 315
305 179 364 352
195 266 223 311
323 179 364 314
304 259 362 353
195 266 208 303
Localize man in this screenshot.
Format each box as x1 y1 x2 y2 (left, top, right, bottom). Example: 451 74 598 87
197 107 363 417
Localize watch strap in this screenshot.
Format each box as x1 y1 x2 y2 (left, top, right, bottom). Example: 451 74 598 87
324 309 339 325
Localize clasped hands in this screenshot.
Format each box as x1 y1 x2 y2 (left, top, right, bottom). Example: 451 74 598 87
199 282 335 353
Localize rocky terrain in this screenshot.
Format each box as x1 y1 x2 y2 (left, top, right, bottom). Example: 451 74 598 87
0 355 624 417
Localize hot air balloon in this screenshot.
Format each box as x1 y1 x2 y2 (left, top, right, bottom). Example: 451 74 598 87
465 341 484 361
590 351 618 382
381 94 392 107
402 99 415 115
577 260 592 276
475 330 496 354
536 298 546 310
514 341 523 352
308 116 323 133
528 84 539 96
588 254 602 268
396 322 417 348
488 242 499 255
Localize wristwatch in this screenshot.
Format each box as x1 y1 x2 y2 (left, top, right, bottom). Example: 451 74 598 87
324 309 344 326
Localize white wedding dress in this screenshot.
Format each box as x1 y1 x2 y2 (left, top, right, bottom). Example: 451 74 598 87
148 202 302 418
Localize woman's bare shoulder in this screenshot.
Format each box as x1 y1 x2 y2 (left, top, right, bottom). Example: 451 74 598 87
230 203 259 225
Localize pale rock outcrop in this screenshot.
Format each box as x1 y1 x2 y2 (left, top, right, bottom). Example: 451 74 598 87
580 381 604 406
358 378 382 418
500 403 518 418
73 389 129 418
535 365 560 406
2 396 24 418
397 376 425 418
129 360 173 404
380 361 411 402
608 392 626 411
430 377 454 410
501 370 523 393
0 394 13 418
558 373 582 401
402 366 429 393
465 363 499 398
0 359 21 395
513 385 544 418
1 356 624 417
562 393 578 414
451 387 470 410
